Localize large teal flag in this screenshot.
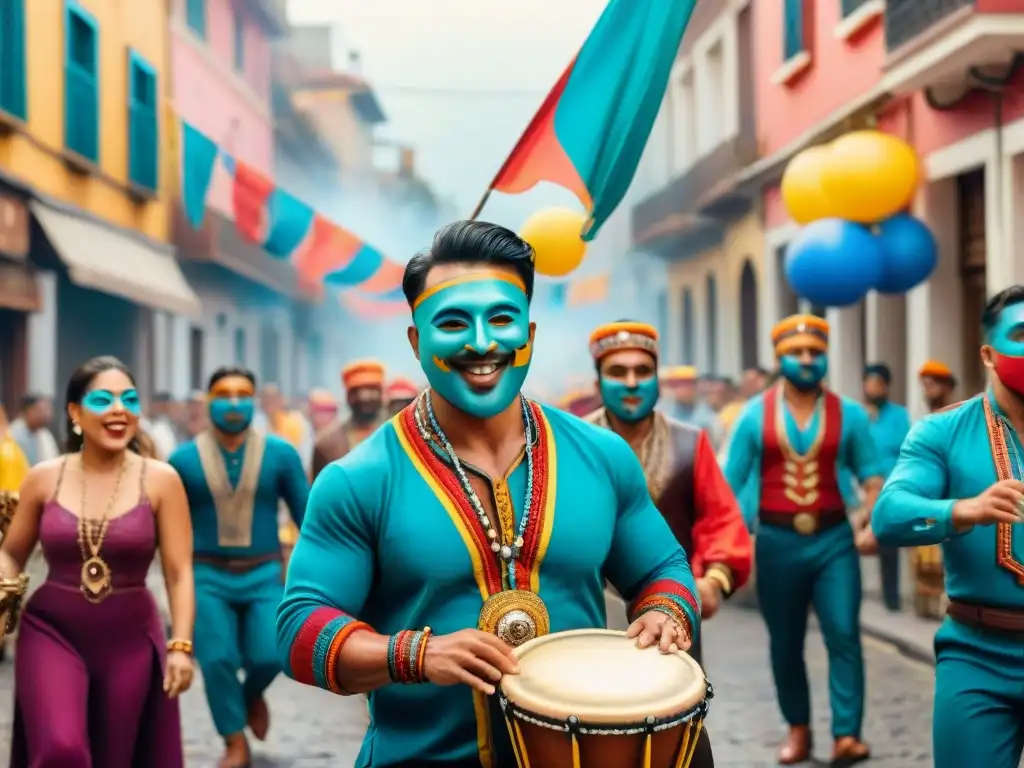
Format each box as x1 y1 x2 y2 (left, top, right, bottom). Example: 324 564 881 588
481 0 697 240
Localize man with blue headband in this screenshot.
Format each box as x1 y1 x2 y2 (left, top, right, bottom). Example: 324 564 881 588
169 366 309 768
277 221 701 768
724 315 882 766
873 285 1024 768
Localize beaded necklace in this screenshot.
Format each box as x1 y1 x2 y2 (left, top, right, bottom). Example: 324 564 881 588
414 391 536 590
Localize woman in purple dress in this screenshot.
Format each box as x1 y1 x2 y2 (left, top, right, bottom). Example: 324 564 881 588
0 356 196 767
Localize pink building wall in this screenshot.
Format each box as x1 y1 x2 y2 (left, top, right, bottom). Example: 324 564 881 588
171 0 274 216
753 0 886 158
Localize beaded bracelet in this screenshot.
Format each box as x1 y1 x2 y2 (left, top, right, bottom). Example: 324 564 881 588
387 626 432 684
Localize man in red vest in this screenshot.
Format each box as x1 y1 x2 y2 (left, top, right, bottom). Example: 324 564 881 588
723 314 883 766
586 319 753 768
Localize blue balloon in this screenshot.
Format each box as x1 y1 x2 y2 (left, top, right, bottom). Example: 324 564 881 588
874 213 938 294
784 219 883 307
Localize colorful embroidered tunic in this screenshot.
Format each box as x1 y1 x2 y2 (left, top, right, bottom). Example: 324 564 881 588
277 402 699 767
170 432 308 558
873 392 1024 768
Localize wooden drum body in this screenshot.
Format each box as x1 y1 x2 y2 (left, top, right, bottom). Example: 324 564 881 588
499 629 711 768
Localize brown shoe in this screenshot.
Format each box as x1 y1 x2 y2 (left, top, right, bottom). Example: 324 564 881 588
218 733 251 768
246 695 270 741
831 736 870 767
778 725 813 764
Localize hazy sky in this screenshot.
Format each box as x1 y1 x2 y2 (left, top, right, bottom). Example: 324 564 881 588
286 0 607 232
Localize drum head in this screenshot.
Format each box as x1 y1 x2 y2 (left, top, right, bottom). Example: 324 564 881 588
501 629 706 725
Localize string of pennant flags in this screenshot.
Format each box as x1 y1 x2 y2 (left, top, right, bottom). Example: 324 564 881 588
179 120 611 319
179 120 405 310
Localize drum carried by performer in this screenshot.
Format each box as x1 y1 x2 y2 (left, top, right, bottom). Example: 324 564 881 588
500 629 711 768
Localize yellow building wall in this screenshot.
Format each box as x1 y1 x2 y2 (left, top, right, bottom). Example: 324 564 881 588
0 0 172 242
666 212 767 373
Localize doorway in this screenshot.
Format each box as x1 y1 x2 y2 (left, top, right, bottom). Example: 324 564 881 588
957 168 986 398
739 259 759 369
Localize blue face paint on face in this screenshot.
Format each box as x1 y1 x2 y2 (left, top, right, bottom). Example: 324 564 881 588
209 397 255 434
986 302 1024 396
600 376 659 423
412 274 532 419
779 353 828 390
81 388 142 417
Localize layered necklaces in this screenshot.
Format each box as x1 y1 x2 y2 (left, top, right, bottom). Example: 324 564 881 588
77 454 127 604
413 391 550 646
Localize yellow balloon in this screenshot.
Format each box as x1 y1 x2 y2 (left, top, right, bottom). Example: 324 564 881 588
781 145 841 224
821 130 920 224
520 207 588 277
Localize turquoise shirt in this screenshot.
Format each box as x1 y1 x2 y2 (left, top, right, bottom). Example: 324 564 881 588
723 392 884 530
277 405 699 767
873 393 1024 608
169 434 308 558
839 400 911 506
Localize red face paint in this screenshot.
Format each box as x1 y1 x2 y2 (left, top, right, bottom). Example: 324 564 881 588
994 353 1024 397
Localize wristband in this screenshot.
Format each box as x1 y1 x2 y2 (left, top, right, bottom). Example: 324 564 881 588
166 639 194 655
388 627 432 684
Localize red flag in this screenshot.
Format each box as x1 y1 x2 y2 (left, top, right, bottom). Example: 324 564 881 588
232 162 274 243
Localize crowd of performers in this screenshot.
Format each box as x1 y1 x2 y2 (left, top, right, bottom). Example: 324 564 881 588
0 217 1019 768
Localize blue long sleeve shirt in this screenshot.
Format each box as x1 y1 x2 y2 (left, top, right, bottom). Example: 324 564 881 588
170 433 308 558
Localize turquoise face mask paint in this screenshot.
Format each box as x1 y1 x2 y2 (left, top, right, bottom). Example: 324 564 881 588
81 388 142 417
209 396 254 434
779 353 828 390
412 272 532 419
600 376 659 423
988 302 1024 397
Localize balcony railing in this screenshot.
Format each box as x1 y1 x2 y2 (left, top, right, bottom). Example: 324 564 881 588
885 0 975 51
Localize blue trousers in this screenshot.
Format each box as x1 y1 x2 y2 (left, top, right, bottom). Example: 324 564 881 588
194 560 283 737
755 522 864 738
934 618 1024 768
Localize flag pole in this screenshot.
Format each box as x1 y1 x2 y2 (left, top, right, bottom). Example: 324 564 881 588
468 187 494 221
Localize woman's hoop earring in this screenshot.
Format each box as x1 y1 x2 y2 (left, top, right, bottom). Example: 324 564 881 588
72 423 82 436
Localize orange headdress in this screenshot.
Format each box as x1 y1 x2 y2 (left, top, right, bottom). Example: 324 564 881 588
385 377 420 401
341 359 386 390
588 321 658 361
308 388 338 412
918 360 955 381
771 314 830 357
660 365 698 384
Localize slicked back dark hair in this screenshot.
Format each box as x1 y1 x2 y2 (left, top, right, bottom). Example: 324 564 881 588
207 366 256 391
982 284 1024 334
402 220 536 308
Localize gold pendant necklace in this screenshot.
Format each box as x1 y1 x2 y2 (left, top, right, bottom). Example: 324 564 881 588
77 454 127 604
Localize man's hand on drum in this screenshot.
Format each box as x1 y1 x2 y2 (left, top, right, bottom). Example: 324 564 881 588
422 628 520 695
626 611 691 654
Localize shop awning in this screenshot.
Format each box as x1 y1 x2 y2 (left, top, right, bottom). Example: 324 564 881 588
31 201 201 317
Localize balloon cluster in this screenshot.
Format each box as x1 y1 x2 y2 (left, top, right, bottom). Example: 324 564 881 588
781 131 938 307
520 207 589 277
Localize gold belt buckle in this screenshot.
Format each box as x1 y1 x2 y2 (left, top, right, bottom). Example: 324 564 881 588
792 512 818 535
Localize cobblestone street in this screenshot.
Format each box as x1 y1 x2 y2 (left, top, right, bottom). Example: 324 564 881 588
0 598 937 767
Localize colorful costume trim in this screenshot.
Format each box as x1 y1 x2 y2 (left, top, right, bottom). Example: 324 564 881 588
588 321 658 361
628 578 699 639
394 400 556 595
289 606 370 694
771 315 830 356
342 359 386 390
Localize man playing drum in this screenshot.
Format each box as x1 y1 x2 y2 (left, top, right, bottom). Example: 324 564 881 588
277 221 701 768
585 320 752 653
724 315 882 766
873 286 1024 768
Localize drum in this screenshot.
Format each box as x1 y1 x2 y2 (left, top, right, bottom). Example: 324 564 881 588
499 629 711 768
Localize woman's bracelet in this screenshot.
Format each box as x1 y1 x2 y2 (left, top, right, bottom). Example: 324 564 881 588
387 626 432 684
167 639 194 655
